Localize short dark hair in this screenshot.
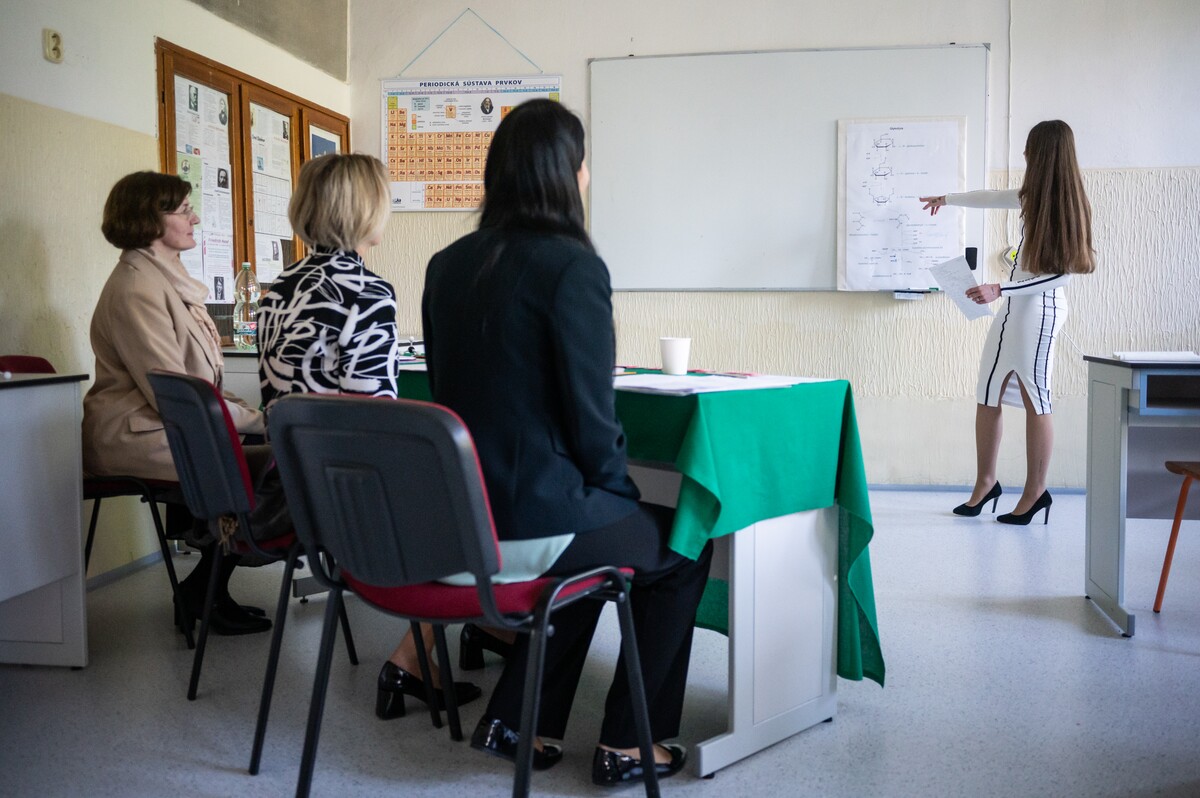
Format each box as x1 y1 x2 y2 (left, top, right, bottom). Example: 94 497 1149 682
479 99 591 249
101 171 192 250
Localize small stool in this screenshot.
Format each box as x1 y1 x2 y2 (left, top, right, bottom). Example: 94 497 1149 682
1153 461 1200 613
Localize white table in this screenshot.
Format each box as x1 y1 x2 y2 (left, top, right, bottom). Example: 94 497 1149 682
1084 356 1200 636
630 466 838 777
0 373 88 666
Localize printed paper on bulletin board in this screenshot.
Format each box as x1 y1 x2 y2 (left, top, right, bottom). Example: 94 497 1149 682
380 75 562 211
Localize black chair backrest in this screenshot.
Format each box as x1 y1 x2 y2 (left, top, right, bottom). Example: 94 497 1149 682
147 370 254 520
268 394 501 589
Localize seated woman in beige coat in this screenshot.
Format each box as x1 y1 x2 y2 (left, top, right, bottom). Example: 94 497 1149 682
83 171 269 636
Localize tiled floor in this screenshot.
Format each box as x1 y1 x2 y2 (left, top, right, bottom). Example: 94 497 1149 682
2 489 1199 797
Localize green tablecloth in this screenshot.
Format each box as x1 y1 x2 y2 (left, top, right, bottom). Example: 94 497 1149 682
396 370 884 686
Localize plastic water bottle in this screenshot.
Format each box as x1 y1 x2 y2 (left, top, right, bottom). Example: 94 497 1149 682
233 261 260 351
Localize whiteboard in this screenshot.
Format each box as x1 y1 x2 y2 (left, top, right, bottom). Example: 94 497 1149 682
589 45 989 290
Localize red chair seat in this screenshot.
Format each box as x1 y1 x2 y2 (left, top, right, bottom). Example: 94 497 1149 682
344 567 634 620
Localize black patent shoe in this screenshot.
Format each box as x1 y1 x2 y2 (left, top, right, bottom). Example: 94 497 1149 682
470 716 563 771
375 661 482 719
953 482 1003 516
592 743 687 786
459 623 515 670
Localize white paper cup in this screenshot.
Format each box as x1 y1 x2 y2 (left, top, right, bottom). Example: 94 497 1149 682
660 337 691 375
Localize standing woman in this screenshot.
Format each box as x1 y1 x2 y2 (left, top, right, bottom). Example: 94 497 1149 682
423 99 711 785
920 120 1095 524
84 171 269 635
256 153 481 719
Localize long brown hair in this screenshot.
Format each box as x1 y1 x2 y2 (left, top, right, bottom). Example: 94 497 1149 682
1018 120 1095 275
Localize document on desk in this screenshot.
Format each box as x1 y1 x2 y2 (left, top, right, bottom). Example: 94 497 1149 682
614 373 830 396
928 256 992 321
397 361 427 371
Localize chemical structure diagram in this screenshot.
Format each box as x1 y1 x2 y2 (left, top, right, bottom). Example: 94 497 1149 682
842 120 962 289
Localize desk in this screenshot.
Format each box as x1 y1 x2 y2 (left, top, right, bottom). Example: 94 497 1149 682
0 373 88 667
399 371 883 775
1084 357 1200 636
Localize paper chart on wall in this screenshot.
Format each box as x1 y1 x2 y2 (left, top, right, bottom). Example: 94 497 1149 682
837 118 965 291
250 103 294 283
174 76 235 302
380 75 562 211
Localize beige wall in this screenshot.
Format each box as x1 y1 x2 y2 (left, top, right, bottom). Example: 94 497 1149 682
349 0 1200 490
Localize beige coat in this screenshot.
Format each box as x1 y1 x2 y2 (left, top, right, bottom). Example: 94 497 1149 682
82 249 263 480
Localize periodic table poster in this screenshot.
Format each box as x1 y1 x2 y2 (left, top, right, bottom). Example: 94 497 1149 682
380 75 562 211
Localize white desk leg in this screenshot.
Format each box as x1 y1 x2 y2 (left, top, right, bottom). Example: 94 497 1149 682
693 508 839 777
1085 372 1134 636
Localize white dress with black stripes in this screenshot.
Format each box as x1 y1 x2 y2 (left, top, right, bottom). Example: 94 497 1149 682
947 189 1071 415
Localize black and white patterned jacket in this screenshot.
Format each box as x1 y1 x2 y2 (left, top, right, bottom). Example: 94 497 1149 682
257 248 399 414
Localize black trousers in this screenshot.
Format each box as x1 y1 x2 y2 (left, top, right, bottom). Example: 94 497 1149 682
483 503 714 748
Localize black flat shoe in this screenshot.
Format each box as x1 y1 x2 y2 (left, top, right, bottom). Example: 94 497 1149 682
997 490 1053 525
592 743 687 786
375 661 482 719
469 716 563 771
953 482 1003 516
459 623 515 670
173 594 272 636
217 593 266 618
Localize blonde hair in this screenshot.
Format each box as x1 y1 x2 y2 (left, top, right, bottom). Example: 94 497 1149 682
1018 120 1095 275
289 154 390 251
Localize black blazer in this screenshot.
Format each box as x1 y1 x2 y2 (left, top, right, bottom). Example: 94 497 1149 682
422 227 640 541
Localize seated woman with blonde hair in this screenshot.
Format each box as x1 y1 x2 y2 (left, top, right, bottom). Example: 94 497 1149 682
257 153 482 718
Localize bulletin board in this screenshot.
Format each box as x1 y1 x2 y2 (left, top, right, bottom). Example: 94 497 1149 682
588 45 989 290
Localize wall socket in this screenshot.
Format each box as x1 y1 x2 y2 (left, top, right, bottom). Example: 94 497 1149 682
43 29 64 64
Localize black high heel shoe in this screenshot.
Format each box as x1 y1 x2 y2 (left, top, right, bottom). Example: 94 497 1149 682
375 661 482 720
470 716 563 770
591 743 688 786
459 623 515 671
997 490 1053 525
953 482 1003 516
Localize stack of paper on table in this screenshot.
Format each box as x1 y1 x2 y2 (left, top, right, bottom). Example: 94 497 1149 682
614 373 830 396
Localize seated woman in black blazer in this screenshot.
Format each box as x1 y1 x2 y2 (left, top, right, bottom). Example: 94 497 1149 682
422 99 713 786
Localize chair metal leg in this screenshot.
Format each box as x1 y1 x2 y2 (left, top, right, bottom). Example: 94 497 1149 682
146 492 195 650
84 497 102 571
513 613 551 798
320 551 358 665
187 542 222 700
612 585 662 798
1154 475 1193 613
250 544 300 775
432 625 463 741
295 586 344 798
410 622 443 729
336 599 358 666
